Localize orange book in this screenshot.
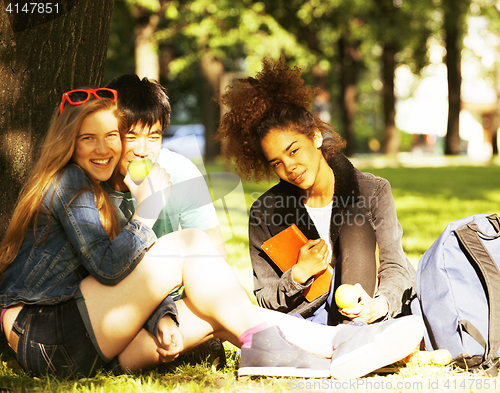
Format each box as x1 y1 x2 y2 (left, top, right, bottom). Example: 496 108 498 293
262 224 333 302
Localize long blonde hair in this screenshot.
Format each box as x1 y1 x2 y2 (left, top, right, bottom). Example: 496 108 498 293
0 96 125 274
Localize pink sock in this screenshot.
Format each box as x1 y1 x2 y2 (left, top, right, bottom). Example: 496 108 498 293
239 322 271 348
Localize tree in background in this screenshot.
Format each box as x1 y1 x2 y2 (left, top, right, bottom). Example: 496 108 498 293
476 0 500 156
442 0 471 155
104 0 498 159
155 0 309 163
335 10 366 156
104 0 136 82
132 0 169 80
109 0 428 157
261 0 366 156
0 0 115 240
371 0 433 155
260 0 432 156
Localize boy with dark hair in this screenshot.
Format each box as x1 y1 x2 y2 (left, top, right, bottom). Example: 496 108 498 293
106 74 171 132
105 74 226 259
104 74 226 368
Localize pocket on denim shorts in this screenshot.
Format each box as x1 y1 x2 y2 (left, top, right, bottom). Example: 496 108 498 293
28 340 75 377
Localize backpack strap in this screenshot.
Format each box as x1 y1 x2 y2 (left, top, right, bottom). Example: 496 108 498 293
460 319 487 351
487 214 500 233
458 320 500 375
455 219 500 371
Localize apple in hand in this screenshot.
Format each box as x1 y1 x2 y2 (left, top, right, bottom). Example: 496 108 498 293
335 284 362 309
128 158 153 184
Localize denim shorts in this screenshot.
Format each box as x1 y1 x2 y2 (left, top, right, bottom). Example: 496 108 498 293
10 290 120 377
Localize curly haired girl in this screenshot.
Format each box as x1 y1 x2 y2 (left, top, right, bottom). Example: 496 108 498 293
217 56 416 327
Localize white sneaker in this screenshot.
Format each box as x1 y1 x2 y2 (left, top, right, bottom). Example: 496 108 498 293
330 315 425 379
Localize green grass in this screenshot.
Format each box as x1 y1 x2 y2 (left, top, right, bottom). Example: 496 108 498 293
365 165 500 266
2 158 500 392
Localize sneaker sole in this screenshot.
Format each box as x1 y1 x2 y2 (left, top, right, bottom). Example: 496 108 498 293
238 366 330 378
330 316 424 379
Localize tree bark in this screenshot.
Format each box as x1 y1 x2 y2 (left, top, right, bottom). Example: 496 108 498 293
444 25 462 155
132 2 169 80
443 0 465 155
382 43 399 156
491 51 500 156
135 14 160 80
0 0 115 240
338 36 361 156
200 52 224 163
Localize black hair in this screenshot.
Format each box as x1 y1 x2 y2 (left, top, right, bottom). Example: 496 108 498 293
105 74 171 131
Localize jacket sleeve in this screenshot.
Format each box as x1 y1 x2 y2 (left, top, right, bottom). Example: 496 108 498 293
371 178 416 318
51 165 157 285
249 198 313 312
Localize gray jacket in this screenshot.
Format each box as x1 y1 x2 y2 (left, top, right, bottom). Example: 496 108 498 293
248 154 415 319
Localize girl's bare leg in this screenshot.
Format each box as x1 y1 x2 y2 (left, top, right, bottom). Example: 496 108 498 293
178 243 264 340
117 301 337 372
80 228 264 360
117 298 235 372
81 227 337 369
173 259 339 358
79 231 185 359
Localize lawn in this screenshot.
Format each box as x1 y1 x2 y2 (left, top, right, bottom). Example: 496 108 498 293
1 157 500 392
358 163 500 266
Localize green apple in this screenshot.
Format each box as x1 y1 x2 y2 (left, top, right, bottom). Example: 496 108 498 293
334 284 361 309
128 158 153 184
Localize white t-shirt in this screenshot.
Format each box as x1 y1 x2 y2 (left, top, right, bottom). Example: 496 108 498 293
304 201 333 259
108 148 220 237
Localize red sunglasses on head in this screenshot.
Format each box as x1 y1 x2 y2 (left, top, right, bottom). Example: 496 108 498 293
59 88 117 114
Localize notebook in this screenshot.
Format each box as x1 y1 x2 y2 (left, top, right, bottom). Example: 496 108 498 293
262 224 333 301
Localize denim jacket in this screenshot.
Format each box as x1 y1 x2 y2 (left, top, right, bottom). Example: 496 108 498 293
0 164 178 336
249 153 415 319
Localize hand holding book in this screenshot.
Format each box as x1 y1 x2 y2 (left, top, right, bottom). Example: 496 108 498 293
262 224 333 301
292 238 330 284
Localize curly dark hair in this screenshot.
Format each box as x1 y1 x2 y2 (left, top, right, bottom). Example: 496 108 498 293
216 56 345 182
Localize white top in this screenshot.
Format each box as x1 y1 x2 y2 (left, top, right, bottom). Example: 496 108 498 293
304 201 333 259
109 148 220 237
153 148 219 234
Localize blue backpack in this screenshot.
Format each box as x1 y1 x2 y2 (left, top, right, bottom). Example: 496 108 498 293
411 214 500 373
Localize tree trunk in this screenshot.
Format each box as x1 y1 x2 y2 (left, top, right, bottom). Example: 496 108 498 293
200 52 224 163
338 36 361 156
382 44 399 156
0 0 115 240
444 0 464 155
491 52 500 156
135 16 160 80
133 3 166 80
